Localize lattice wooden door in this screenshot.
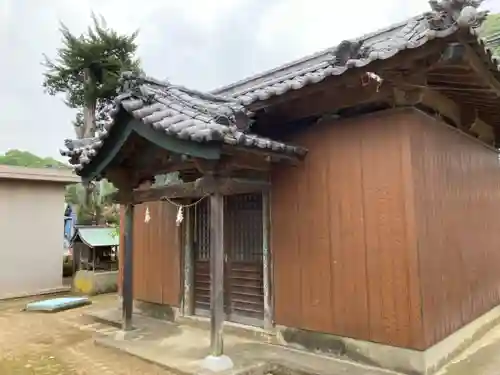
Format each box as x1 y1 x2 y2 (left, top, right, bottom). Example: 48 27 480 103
192 193 264 326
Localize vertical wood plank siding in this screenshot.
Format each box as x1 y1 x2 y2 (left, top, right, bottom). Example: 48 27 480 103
119 108 500 351
119 201 181 306
409 111 500 348
271 109 424 349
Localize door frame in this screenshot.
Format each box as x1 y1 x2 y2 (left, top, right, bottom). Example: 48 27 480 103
182 192 273 330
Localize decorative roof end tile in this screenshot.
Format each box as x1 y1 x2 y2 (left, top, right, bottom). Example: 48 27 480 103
425 0 489 30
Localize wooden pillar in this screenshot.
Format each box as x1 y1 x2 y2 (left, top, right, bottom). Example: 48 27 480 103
183 206 194 316
262 192 273 330
209 193 224 356
122 203 135 331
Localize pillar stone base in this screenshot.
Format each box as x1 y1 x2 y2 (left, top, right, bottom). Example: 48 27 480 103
200 355 234 373
113 329 139 341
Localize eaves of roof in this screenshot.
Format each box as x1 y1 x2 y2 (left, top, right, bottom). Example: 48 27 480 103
212 5 497 108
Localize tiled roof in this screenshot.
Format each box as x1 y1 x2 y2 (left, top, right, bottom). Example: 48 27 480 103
214 0 495 105
62 74 308 173
62 0 496 176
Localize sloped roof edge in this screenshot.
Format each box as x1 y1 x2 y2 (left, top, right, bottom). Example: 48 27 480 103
61 75 308 174
212 1 495 106
72 227 119 248
211 18 412 96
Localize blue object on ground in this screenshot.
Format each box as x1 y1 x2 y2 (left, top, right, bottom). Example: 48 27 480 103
24 297 91 312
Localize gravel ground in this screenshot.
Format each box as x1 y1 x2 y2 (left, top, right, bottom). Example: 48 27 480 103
3 293 500 375
0 294 172 375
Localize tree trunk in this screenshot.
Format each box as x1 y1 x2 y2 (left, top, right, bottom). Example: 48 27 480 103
80 68 99 226
82 68 97 139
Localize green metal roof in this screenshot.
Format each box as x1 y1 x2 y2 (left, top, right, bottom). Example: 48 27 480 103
72 227 119 248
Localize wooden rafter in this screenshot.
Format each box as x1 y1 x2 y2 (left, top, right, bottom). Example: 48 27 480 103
457 40 500 97
391 85 461 127
263 79 392 123
470 116 495 145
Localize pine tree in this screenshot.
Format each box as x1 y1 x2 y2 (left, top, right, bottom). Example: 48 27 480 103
43 13 140 225
42 13 141 139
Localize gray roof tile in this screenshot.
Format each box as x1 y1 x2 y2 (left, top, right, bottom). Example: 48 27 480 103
214 1 493 104
62 74 307 173
62 0 495 175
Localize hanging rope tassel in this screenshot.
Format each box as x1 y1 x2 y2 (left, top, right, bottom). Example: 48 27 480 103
176 206 184 226
162 195 208 227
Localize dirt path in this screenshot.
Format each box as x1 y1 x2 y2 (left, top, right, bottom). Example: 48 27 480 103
4 293 500 375
0 294 172 375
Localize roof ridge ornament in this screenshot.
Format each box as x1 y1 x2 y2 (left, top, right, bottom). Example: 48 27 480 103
328 0 488 69
425 0 489 30
331 41 365 67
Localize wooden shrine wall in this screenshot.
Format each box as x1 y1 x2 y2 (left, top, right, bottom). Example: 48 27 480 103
409 111 500 348
271 108 424 349
118 108 500 350
119 201 181 306
271 107 500 349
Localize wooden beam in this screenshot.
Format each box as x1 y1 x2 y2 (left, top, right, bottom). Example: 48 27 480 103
122 203 135 331
427 74 479 85
209 193 224 356
265 79 393 124
419 89 461 127
392 86 461 127
221 152 271 172
113 176 271 204
130 160 194 187
227 145 301 165
192 159 221 174
427 71 475 79
470 116 495 145
457 41 500 97
131 150 194 176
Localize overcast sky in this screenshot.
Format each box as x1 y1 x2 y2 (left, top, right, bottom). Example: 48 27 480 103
0 0 498 160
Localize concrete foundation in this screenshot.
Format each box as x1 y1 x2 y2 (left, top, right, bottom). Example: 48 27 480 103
89 298 500 374
86 307 399 375
276 304 500 375
134 300 179 321
73 270 118 295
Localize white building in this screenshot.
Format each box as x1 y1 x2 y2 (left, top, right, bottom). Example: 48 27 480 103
0 165 80 299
